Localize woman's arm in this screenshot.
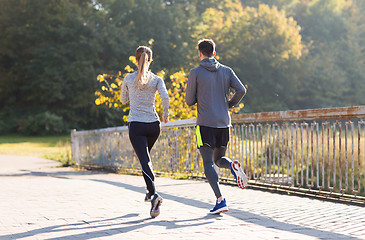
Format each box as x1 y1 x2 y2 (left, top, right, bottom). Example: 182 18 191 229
120 77 129 104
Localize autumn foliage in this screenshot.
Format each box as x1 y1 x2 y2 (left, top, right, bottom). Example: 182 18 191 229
95 56 244 123
95 56 199 122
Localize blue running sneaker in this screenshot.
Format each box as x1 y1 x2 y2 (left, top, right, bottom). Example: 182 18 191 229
230 160 248 189
150 193 163 218
210 198 229 214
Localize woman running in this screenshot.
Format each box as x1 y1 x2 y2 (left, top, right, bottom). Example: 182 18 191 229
121 46 169 218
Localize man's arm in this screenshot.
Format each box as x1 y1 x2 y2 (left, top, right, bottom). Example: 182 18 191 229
157 77 169 121
228 68 246 108
185 69 197 106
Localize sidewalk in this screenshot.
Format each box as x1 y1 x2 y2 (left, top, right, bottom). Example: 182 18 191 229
0 155 364 240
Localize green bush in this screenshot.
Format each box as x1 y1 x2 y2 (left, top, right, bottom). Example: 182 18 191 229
0 119 7 134
0 113 17 134
19 112 66 135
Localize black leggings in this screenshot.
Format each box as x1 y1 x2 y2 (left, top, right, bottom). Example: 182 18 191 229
199 145 232 199
128 121 160 197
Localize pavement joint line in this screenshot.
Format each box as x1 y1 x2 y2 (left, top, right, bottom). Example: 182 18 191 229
1 155 365 240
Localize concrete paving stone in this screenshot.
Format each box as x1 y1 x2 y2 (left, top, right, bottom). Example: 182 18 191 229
341 224 365 234
353 230 365 237
1 155 365 240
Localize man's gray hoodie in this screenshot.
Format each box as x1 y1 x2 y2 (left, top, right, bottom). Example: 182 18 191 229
185 58 246 128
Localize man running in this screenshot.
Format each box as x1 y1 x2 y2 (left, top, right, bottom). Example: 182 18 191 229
185 39 248 214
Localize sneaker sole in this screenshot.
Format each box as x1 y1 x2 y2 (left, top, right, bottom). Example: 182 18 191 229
210 207 229 215
150 196 163 218
232 161 248 189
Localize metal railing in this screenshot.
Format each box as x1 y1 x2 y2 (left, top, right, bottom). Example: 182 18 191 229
71 106 365 200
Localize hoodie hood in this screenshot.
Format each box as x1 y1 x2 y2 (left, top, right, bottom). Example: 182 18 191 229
200 58 220 72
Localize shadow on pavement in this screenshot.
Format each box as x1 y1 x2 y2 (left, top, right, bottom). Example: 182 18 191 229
92 179 362 240
0 174 361 240
0 210 216 240
0 169 103 178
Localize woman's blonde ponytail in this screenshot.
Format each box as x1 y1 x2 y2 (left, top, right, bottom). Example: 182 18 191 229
135 46 152 89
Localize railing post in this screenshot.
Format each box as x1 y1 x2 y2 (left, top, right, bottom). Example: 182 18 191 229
71 129 79 166
70 106 365 199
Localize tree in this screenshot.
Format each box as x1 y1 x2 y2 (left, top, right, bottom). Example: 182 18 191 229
194 2 305 112
0 0 124 134
1 0 364 134
97 0 197 73
238 0 365 110
292 0 365 108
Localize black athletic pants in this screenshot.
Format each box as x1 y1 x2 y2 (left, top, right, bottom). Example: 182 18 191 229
128 121 160 197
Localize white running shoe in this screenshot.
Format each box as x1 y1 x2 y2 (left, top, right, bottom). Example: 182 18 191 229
230 160 248 189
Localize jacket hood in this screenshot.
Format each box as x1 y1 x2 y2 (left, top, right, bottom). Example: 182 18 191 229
200 58 220 72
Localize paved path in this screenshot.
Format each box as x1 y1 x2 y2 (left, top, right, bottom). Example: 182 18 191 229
0 155 364 240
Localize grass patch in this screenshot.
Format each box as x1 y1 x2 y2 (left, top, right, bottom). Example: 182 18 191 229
0 134 73 167
172 172 190 180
